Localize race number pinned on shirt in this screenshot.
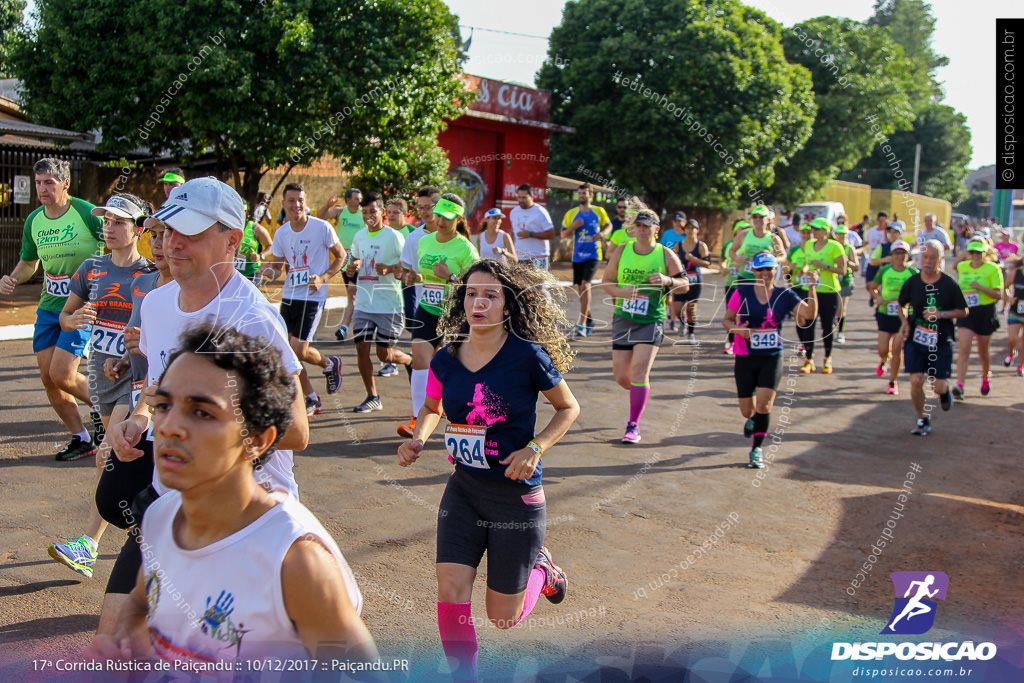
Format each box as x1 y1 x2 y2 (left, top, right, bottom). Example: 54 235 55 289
886 301 900 316
796 274 811 286
622 294 649 316
964 292 980 307
44 272 70 297
530 256 549 270
749 328 782 350
234 256 247 271
286 266 310 289
422 283 445 307
728 266 739 278
688 274 700 284
1017 300 1024 316
445 424 489 469
131 380 144 409
912 325 938 347
91 318 127 356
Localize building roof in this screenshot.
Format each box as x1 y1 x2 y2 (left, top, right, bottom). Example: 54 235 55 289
548 173 620 196
0 117 94 143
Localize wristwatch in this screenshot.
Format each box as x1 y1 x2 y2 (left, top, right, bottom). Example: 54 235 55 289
448 273 457 283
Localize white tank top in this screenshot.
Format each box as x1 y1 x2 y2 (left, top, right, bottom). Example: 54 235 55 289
142 489 363 670
478 231 505 260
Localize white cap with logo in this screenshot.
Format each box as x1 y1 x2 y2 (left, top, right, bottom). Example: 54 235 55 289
145 176 245 234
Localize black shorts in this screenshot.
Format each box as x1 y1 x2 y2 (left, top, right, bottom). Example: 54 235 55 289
279 298 323 342
675 281 701 302
572 259 599 285
105 481 159 595
343 271 357 286
734 353 784 398
875 311 903 334
958 303 1000 336
95 438 154 531
409 304 443 345
437 468 546 595
903 340 953 379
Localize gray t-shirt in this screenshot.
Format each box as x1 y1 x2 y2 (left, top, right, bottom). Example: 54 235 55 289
127 270 162 410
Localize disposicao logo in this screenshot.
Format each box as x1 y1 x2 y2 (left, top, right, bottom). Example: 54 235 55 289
832 571 997 662
882 571 948 635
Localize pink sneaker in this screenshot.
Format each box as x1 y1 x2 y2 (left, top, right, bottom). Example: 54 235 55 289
621 422 641 444
981 377 991 396
886 381 899 395
876 359 888 377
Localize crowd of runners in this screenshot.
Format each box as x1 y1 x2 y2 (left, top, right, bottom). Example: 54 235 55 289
3 158 1022 675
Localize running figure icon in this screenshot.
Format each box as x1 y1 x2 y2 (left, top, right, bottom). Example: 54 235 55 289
882 571 949 635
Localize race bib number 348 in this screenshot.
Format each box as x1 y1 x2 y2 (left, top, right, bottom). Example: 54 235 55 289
749 328 782 350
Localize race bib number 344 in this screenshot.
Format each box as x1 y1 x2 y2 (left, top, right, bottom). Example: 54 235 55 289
622 294 649 316
445 424 489 469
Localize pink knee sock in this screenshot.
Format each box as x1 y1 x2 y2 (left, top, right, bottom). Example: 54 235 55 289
511 567 546 627
437 602 477 681
629 383 650 424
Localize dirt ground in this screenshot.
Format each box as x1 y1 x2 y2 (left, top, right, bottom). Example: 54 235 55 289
1 266 1022 682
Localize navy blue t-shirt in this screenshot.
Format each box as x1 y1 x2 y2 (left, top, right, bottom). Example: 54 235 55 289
727 284 803 356
427 334 562 486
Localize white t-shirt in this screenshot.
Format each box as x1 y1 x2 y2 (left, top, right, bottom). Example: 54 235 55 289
912 229 952 266
270 217 339 303
401 225 429 303
139 272 303 497
846 231 863 249
350 225 405 313
510 204 553 260
142 488 362 668
866 226 888 260
784 225 803 246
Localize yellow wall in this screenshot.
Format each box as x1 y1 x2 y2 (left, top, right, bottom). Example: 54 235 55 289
869 189 952 237
812 180 872 224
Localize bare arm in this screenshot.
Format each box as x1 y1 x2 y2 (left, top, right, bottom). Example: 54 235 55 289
282 538 378 661
499 380 580 481
59 292 93 332
0 259 40 295
600 248 634 299
277 376 310 451
87 565 152 660
502 232 518 262
397 397 443 467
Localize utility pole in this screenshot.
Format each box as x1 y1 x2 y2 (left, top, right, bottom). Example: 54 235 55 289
912 144 921 195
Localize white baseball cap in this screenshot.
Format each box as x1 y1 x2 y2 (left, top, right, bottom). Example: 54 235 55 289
91 195 148 222
145 177 245 234
891 240 911 253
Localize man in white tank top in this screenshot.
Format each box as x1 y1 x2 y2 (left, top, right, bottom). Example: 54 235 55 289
91 324 377 667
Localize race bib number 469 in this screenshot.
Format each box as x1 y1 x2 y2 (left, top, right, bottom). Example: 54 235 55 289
445 424 489 469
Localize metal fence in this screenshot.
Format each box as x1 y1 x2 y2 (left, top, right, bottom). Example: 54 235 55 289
0 146 87 276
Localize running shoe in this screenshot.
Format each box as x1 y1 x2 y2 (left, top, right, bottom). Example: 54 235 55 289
55 435 96 462
324 355 343 394
621 422 641 443
577 324 587 338
887 381 899 395
534 546 567 604
911 417 931 436
721 343 733 355
305 396 322 417
951 383 965 401
376 362 399 377
687 333 697 345
747 447 765 469
836 332 846 344
669 320 677 332
334 324 348 342
799 359 815 374
743 417 755 438
397 417 417 438
586 319 594 337
940 387 952 411
47 536 97 578
1017 365 1023 377
876 359 888 377
1005 354 1014 367
822 357 833 374
90 410 105 444
981 376 991 396
354 395 383 413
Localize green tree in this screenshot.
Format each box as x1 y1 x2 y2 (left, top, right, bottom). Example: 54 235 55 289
770 17 915 206
839 103 971 204
0 0 25 78
867 0 948 102
13 0 467 205
536 0 816 211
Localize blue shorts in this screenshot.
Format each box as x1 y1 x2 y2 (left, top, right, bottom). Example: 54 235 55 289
903 339 952 380
32 309 89 356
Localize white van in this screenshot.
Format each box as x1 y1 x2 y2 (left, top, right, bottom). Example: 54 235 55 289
793 201 846 227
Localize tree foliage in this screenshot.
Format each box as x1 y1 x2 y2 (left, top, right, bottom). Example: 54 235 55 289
0 0 25 78
536 0 816 211
867 0 948 103
770 17 915 206
839 103 971 204
14 0 467 204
